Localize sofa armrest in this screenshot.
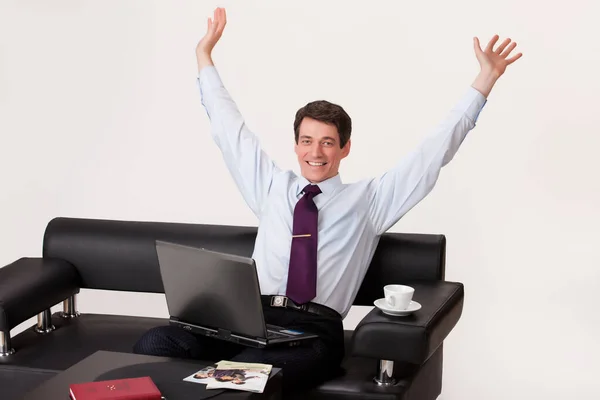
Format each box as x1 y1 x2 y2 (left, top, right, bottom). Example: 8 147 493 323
0 257 80 332
351 281 464 365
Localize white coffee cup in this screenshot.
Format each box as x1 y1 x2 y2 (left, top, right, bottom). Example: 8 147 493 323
384 284 415 310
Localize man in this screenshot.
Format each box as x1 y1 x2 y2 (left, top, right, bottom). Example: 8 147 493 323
134 7 522 391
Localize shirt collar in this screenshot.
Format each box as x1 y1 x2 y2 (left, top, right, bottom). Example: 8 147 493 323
296 174 343 197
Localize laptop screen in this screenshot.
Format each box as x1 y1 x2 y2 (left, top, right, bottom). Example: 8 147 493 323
155 241 268 339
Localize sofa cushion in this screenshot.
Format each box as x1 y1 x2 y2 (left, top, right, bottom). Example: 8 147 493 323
1 313 438 400
41 217 446 307
0 313 168 371
42 218 259 293
292 344 444 400
0 366 58 400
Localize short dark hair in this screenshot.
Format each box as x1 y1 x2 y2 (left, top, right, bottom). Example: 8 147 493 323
293 100 351 148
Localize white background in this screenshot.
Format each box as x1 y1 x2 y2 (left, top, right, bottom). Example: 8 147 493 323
1 1 599 399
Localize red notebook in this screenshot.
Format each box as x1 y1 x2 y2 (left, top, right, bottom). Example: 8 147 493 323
69 376 162 400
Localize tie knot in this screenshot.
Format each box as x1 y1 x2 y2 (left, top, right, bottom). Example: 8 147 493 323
302 184 321 196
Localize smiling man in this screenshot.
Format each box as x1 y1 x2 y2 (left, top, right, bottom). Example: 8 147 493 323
133 7 522 392
293 100 351 183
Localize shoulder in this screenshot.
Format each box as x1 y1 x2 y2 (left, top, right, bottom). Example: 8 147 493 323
264 169 300 196
339 176 380 193
271 169 299 184
329 177 380 207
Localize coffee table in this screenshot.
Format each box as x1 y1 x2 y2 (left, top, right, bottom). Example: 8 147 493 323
22 350 283 399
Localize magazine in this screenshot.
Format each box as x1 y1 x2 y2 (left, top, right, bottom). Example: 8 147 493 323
183 360 273 393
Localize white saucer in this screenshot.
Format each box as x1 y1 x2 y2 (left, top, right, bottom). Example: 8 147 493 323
374 298 421 316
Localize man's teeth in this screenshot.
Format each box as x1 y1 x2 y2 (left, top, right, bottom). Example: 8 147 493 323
308 162 326 166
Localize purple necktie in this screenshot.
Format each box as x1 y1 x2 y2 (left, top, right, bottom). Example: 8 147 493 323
286 184 321 304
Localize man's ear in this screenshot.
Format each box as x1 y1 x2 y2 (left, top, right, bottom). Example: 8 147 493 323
341 139 351 158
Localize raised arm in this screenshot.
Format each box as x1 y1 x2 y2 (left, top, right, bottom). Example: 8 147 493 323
196 8 280 217
369 35 522 235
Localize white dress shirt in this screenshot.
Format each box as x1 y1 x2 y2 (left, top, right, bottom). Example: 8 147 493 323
197 66 487 319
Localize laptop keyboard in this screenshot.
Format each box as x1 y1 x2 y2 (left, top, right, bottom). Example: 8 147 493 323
267 330 289 339
266 325 290 339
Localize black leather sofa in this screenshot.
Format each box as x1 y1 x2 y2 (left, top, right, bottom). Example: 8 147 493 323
0 217 464 400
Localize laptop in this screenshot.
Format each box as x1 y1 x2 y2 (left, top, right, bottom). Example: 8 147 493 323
155 240 318 348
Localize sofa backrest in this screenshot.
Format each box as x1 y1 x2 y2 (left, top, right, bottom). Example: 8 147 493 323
42 217 446 306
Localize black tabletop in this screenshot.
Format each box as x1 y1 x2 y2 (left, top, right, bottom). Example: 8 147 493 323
22 350 282 400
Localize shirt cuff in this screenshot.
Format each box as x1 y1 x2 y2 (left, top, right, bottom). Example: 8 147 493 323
197 65 224 91
455 86 488 123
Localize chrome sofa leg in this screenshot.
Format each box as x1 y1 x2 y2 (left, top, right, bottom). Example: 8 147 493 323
374 359 396 385
60 295 80 318
34 309 56 334
0 330 15 356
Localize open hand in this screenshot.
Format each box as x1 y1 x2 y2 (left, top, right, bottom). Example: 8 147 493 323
473 35 522 78
196 7 227 67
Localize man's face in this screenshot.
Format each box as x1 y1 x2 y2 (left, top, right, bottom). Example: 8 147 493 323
294 117 350 183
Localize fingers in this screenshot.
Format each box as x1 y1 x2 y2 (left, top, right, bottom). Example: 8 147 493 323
473 37 482 53
495 38 511 54
500 42 517 58
213 7 226 36
218 8 226 33
212 9 219 34
485 34 499 52
499 40 523 64
506 52 523 65
483 34 523 64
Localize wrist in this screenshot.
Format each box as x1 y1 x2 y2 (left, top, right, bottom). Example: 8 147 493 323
196 50 214 71
479 68 501 82
471 69 500 98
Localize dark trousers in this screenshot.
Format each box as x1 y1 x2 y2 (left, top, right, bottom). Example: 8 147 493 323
133 304 345 392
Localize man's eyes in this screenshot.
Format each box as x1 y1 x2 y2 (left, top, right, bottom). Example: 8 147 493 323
301 140 333 146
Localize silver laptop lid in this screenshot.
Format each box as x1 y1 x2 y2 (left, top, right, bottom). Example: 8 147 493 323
155 240 268 339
